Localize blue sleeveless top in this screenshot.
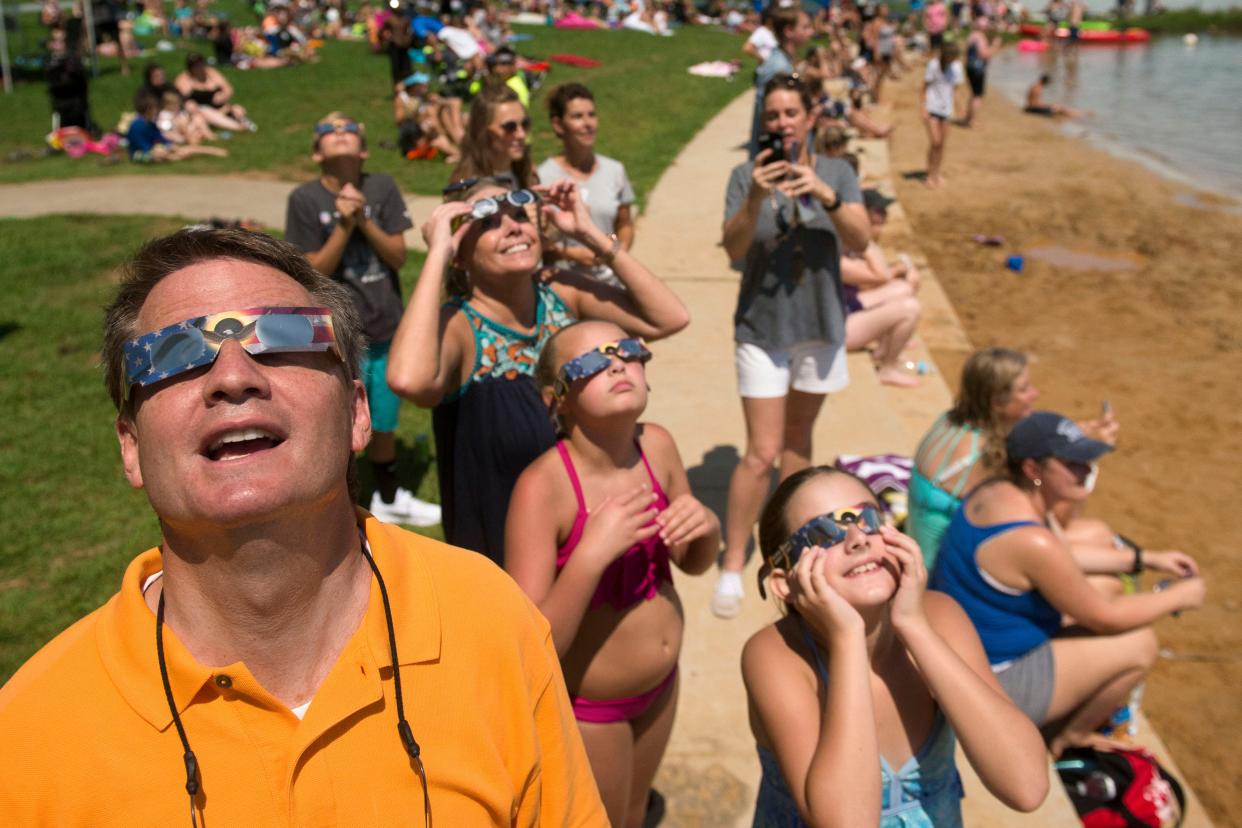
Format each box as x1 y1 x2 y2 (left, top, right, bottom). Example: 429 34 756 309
752 622 964 828
929 495 1059 665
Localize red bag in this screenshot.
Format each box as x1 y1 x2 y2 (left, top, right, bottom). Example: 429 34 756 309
1057 746 1185 828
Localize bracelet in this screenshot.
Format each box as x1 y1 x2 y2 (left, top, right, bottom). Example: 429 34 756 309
823 191 842 212
594 233 621 267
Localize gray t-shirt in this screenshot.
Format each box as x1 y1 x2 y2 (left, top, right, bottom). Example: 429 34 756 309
285 172 413 344
724 155 863 351
536 154 636 239
537 154 636 285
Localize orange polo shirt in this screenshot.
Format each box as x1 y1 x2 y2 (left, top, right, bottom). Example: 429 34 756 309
0 513 606 826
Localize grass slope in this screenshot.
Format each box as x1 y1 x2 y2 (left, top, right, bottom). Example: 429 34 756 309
2 23 749 200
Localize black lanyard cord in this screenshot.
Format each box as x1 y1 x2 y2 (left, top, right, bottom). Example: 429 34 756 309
155 544 432 827
156 590 201 828
360 541 433 828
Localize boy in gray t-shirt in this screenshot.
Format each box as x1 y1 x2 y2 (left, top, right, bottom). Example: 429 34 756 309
284 112 440 528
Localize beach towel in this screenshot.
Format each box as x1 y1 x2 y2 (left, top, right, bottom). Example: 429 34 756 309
555 12 604 29
688 60 741 78
835 453 913 525
549 53 602 68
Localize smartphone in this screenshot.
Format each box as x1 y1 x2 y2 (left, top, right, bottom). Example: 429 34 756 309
756 132 784 165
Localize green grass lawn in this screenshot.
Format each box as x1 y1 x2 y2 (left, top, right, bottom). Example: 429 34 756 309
2 22 750 200
0 213 439 681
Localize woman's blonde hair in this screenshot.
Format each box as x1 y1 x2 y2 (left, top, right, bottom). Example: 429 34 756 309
947 347 1029 471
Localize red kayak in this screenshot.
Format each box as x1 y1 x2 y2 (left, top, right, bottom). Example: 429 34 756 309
1017 23 1151 42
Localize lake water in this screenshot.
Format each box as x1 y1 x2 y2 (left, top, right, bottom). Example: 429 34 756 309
988 34 1242 201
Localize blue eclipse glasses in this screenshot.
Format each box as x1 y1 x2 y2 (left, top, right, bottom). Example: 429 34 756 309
313 120 362 136
553 338 651 401
123 307 340 399
758 504 884 597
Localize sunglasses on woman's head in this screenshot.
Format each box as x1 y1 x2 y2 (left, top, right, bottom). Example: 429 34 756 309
553 338 651 401
453 189 541 232
499 117 532 134
758 504 883 597
123 307 340 399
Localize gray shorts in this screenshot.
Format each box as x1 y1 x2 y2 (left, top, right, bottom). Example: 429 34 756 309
993 640 1055 725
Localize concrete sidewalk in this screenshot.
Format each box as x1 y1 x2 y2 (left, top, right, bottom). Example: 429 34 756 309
0 174 441 252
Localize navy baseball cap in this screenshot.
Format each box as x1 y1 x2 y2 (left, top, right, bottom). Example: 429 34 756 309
1007 411 1113 463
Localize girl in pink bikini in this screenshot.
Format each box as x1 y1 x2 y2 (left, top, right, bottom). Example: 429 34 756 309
506 320 720 827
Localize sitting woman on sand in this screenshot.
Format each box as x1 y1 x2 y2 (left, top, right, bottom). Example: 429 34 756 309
1025 74 1086 118
745 466 1049 826
387 178 689 564
174 52 256 132
931 412 1204 753
908 348 1037 565
507 320 718 828
537 82 637 287
841 190 923 388
449 84 536 189
713 74 870 618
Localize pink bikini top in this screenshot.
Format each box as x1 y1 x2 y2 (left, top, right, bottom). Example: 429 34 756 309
554 439 673 611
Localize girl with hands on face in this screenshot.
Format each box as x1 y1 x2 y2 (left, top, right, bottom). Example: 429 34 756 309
387 177 689 564
743 467 1049 827
506 320 719 828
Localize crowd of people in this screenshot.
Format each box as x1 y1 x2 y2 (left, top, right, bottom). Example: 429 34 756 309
4 1 1205 826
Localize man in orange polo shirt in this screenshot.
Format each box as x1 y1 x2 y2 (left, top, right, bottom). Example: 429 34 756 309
0 227 607 826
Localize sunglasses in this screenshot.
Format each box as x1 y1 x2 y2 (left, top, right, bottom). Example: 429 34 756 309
758 504 883 598
313 120 362 136
123 307 340 398
1054 457 1094 479
553 338 652 401
499 117 532 134
452 188 541 231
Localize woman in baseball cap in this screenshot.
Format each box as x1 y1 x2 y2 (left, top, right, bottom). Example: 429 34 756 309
929 411 1205 755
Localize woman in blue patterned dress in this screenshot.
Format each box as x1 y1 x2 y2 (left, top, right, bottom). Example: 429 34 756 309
389 177 689 563
743 466 1048 826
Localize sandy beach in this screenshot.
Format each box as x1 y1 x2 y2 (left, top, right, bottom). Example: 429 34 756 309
887 60 1242 823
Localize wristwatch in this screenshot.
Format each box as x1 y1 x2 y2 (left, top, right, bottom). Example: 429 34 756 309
823 191 842 212
594 233 621 267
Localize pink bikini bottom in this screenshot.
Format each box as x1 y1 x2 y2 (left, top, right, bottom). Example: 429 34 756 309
571 666 678 724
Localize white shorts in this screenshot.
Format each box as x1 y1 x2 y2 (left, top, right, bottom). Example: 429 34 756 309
735 340 850 398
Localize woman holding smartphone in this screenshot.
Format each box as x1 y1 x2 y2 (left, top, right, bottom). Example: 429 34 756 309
713 74 871 618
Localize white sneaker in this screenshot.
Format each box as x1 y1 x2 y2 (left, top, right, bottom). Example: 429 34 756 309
711 571 745 619
369 487 442 527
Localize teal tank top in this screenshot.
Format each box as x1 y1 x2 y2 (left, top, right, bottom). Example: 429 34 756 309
907 414 982 568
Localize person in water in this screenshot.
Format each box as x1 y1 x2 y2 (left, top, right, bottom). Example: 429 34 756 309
1025 74 1085 118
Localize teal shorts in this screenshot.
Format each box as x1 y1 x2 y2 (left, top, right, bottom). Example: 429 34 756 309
362 340 401 434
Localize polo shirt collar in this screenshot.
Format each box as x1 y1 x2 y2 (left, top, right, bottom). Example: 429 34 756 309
97 510 443 732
